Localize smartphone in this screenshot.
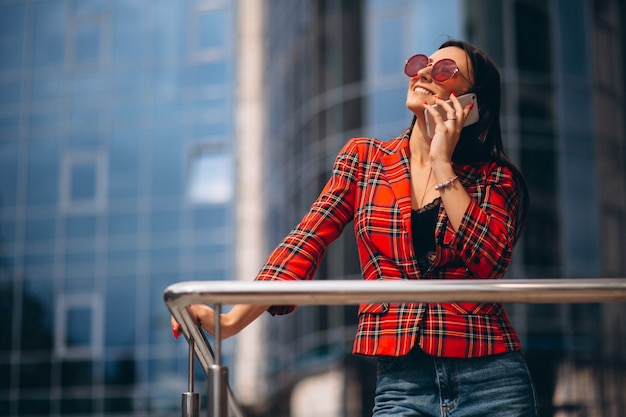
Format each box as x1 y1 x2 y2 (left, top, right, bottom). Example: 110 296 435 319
424 93 479 137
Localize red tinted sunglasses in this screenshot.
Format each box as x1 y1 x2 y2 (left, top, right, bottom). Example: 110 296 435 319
404 54 472 85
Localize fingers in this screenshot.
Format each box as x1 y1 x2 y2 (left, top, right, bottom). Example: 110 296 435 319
171 316 182 339
170 304 215 340
431 93 474 127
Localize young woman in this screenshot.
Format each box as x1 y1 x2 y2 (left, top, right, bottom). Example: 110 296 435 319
173 40 537 416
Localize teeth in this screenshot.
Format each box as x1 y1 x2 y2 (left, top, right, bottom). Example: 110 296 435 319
414 87 433 95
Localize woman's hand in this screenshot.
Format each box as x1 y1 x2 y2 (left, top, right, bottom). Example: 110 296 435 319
424 92 474 164
170 303 270 340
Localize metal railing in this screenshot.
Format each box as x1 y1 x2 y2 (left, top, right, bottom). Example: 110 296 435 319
164 278 626 417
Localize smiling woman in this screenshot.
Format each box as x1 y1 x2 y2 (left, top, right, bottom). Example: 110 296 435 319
174 39 535 417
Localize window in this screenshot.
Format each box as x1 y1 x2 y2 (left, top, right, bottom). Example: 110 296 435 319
55 293 103 358
60 151 106 212
189 4 229 61
187 144 232 205
68 16 108 70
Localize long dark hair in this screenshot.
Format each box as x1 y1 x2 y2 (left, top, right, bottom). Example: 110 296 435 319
432 40 529 243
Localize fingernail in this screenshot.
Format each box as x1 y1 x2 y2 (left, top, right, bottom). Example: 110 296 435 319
422 100 429 105
172 326 180 339
434 95 440 100
451 90 456 96
469 103 475 110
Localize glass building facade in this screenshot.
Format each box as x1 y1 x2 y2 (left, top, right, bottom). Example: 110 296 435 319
0 1 236 416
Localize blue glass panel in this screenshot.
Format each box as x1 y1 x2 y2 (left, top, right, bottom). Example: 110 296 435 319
71 161 97 201
105 357 138 386
69 111 103 149
0 4 25 36
150 211 181 234
0 79 21 106
0 4 25 72
74 22 101 65
0 114 20 139
376 17 403 76
370 87 408 126
187 151 233 204
64 277 96 293
112 0 143 63
60 397 93 414
31 71 63 100
197 9 228 50
32 2 65 68
111 72 143 97
192 206 228 229
109 130 140 199
106 246 138 275
71 0 105 15
21 279 54 351
66 306 92 346
24 218 56 242
65 215 97 238
0 218 16 244
154 68 185 100
105 275 136 347
108 213 138 236
369 0 407 10
192 61 229 87
148 246 180 274
18 398 51 415
19 361 52 389
151 129 183 197
23 253 54 268
61 360 92 387
152 0 185 63
70 73 105 99
0 141 18 205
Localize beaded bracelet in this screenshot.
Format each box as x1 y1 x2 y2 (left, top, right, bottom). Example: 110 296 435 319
434 175 458 191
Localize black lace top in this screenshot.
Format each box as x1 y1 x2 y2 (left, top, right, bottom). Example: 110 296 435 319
411 198 440 275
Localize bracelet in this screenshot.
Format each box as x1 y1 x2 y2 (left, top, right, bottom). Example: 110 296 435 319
434 175 458 191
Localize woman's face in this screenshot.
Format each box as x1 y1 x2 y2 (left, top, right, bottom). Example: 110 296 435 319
405 46 474 116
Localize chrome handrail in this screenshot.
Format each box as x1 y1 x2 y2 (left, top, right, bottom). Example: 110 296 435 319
164 278 626 417
169 303 247 417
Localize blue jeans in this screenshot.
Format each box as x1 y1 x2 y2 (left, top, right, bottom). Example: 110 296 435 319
373 347 538 416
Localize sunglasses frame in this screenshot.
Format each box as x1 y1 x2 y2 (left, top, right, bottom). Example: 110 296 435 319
404 54 472 86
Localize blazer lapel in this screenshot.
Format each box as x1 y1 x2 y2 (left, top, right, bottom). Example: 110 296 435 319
381 138 413 235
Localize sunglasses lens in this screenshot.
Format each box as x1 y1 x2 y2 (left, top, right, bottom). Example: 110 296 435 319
404 54 428 77
431 59 458 82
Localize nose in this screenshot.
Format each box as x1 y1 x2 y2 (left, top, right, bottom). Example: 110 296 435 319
416 63 433 79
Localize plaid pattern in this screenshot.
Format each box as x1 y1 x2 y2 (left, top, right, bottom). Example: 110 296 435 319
256 131 522 358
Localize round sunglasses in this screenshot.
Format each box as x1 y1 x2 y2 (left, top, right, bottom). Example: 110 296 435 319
404 54 472 85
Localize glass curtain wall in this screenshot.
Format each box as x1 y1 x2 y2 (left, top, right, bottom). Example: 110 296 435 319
0 1 236 416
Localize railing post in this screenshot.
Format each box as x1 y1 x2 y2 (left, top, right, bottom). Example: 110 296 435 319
207 304 228 417
182 338 200 417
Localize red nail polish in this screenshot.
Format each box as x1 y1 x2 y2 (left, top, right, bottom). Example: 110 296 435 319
422 100 429 105
434 95 440 100
451 90 456 96
172 326 180 339
469 103 475 110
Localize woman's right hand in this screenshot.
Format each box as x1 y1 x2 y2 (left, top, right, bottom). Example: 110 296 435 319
170 303 270 340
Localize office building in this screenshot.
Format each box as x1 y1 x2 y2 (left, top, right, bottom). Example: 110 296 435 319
0 1 237 415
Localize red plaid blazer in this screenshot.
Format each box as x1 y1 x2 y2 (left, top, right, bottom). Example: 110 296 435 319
256 131 523 358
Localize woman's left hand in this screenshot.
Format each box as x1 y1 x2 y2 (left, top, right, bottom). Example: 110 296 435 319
425 92 474 164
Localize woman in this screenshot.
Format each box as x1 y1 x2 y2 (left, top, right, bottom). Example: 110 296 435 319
173 40 537 416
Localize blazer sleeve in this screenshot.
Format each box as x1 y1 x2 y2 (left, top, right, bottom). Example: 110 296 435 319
445 164 520 279
256 139 361 314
